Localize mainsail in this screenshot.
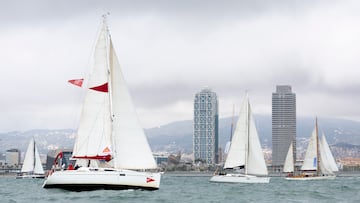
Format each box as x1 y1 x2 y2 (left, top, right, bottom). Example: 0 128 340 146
301 129 318 171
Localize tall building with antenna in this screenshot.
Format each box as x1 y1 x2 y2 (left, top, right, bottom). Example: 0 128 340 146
272 85 296 167
193 87 219 165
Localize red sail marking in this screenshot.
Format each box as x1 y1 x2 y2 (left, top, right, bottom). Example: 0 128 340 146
72 155 112 162
89 83 108 92
146 177 155 183
68 78 84 87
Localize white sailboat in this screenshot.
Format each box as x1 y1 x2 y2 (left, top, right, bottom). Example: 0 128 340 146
285 118 338 180
16 138 45 179
210 94 270 183
43 15 161 190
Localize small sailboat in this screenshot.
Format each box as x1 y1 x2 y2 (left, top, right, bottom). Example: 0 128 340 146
43 15 161 190
283 142 295 176
210 94 270 183
16 138 45 179
285 118 338 180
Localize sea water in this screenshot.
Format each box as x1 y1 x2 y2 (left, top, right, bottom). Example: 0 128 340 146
1 174 359 203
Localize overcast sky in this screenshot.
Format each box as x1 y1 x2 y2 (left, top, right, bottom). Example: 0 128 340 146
0 0 359 132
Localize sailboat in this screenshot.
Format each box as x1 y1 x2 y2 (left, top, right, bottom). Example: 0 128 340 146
43 15 161 190
283 142 295 176
285 118 338 180
210 94 270 183
16 138 45 179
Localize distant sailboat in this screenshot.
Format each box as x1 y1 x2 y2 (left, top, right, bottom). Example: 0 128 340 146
283 142 295 175
16 138 45 179
43 15 161 190
285 118 338 180
210 94 270 183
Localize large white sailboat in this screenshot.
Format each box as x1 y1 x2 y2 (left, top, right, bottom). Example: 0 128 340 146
210 94 270 183
16 138 45 179
285 118 338 180
43 15 161 190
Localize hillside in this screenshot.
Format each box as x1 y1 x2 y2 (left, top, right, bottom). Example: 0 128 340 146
0 116 359 155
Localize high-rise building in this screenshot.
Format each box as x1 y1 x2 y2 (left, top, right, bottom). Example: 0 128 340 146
193 87 219 165
272 85 296 166
5 149 20 167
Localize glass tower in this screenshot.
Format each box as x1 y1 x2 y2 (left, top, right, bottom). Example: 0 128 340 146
193 87 219 165
272 85 296 166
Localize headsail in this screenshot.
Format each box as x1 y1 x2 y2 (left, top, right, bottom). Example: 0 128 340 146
319 134 338 174
283 143 294 173
109 39 157 169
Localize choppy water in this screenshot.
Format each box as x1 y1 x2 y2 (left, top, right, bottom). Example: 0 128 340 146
1 174 359 203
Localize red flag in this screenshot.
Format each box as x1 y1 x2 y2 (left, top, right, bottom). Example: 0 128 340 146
68 78 84 87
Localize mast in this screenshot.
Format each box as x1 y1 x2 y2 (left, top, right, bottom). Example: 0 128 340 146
103 13 117 167
292 139 295 175
316 117 320 176
33 138 36 173
230 104 235 141
245 95 250 175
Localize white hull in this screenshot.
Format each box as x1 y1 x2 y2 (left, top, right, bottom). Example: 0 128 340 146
43 167 161 191
286 175 336 181
210 174 270 183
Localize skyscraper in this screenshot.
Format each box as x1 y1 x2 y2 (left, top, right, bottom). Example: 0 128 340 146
193 87 219 165
272 85 296 167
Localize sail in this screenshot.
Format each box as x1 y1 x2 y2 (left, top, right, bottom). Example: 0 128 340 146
224 97 247 169
301 129 318 171
283 143 294 173
247 103 268 175
110 39 157 169
21 138 35 173
72 23 112 159
34 143 45 174
224 95 268 175
224 141 231 154
319 134 338 173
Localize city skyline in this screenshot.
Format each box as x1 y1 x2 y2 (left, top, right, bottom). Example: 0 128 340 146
1 1 360 132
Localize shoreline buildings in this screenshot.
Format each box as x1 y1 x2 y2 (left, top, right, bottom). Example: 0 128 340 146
5 149 20 168
272 85 296 169
193 87 219 165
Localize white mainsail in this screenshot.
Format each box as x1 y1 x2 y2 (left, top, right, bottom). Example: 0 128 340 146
283 143 294 173
72 23 112 159
71 20 156 169
301 129 318 171
21 138 44 174
223 95 268 176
